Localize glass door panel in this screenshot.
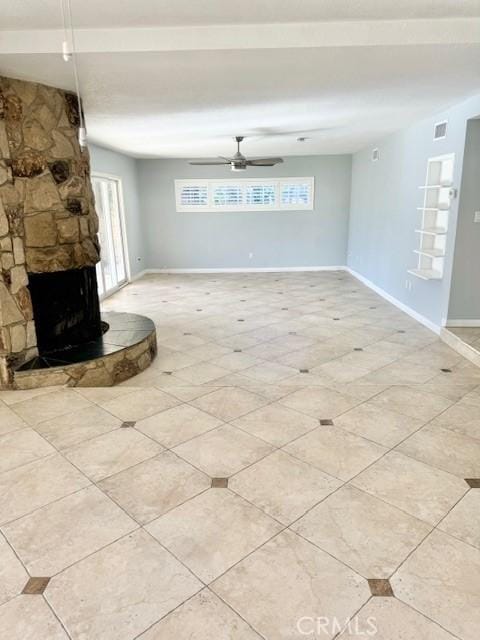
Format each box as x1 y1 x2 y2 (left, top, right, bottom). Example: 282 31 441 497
92 175 128 297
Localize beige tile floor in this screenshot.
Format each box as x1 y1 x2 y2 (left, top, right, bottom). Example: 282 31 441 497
1 271 480 639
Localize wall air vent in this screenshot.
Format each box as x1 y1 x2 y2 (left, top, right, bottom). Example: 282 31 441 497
372 148 379 162
434 121 448 140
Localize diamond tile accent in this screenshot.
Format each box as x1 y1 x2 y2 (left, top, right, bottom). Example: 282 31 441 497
320 419 334 425
211 477 229 488
368 578 394 597
466 478 480 488
121 421 136 428
22 576 50 594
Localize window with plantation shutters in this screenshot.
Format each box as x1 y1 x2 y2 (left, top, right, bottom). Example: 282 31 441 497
175 177 314 212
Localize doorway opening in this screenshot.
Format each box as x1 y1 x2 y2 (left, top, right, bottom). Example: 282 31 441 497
445 117 480 363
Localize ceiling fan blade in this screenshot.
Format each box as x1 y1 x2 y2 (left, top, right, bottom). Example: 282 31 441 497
246 158 284 166
188 160 230 165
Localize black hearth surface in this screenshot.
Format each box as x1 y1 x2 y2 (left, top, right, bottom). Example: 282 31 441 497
17 312 155 371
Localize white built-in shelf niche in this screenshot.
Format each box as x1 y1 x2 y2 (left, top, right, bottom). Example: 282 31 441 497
409 153 455 281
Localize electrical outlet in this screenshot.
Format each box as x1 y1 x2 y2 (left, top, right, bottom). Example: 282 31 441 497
474 211 480 223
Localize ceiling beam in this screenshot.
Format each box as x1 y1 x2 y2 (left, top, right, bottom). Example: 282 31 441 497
2 19 480 55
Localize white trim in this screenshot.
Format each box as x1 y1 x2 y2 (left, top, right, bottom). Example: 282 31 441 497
440 328 480 367
446 319 480 327
346 267 440 334
4 19 480 55
140 266 346 274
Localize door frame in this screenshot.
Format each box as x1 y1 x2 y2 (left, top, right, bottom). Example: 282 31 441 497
91 171 131 300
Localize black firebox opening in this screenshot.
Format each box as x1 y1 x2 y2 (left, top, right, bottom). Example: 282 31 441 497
28 266 103 354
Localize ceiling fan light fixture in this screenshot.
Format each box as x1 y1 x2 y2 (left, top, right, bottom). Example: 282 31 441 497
187 136 283 170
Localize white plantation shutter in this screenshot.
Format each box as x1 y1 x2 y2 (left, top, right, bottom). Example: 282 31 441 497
280 179 314 209
175 177 314 212
246 183 276 206
213 184 244 206
179 184 208 207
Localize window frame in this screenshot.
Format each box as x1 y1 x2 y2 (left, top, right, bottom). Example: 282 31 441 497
174 177 315 212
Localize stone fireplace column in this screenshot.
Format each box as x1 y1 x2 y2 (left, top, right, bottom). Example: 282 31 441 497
0 76 101 388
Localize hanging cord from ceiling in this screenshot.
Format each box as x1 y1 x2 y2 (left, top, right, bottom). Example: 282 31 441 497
61 0 87 148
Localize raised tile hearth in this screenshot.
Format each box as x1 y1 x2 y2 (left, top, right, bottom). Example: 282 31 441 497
13 312 156 388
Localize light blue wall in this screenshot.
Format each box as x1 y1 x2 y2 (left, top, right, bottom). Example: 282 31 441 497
88 143 145 277
448 119 480 321
137 156 352 269
348 94 480 328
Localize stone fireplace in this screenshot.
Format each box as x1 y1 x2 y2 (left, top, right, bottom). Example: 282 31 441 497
0 76 156 389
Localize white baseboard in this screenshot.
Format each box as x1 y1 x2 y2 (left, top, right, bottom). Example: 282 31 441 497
129 269 148 282
346 267 441 335
441 328 480 366
139 266 346 274
446 319 480 327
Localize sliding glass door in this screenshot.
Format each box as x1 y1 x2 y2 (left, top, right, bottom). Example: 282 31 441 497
92 174 128 297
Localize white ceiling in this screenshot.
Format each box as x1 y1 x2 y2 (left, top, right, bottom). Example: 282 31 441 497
1 1 480 158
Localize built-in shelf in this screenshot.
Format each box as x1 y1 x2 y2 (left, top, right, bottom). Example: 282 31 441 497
414 248 446 258
410 154 455 282
408 268 443 280
415 227 448 235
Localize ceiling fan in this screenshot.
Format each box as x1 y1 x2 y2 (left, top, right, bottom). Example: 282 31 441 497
188 136 283 172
